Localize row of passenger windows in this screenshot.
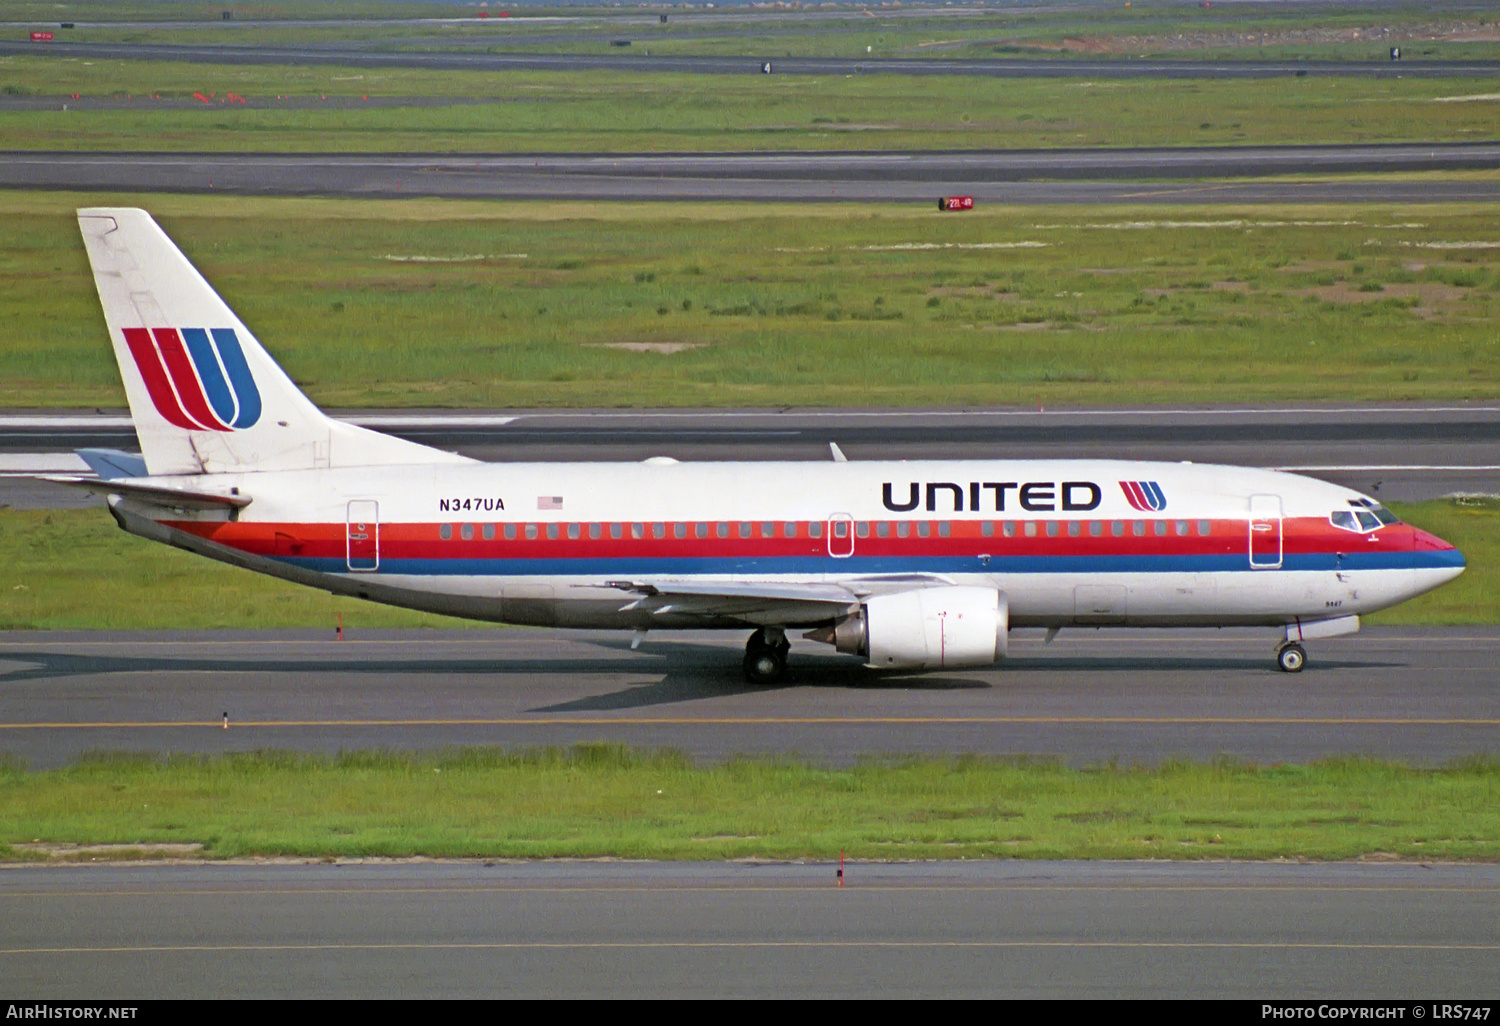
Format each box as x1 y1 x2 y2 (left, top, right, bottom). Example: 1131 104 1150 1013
434 519 1216 541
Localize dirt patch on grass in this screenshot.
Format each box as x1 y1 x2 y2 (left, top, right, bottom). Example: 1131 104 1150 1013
1295 282 1469 307
14 842 205 861
587 342 706 354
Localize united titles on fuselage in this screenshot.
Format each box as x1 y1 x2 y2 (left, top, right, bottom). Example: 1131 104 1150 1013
882 481 1103 514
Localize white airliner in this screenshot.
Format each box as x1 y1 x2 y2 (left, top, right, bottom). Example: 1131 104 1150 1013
54 208 1465 681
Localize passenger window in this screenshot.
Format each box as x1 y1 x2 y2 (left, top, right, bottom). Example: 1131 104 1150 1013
981 521 995 537
717 522 730 539
1003 522 1016 538
1046 521 1059 537
938 522 950 537
1153 521 1166 537
1132 521 1145 537
610 523 622 539
1069 522 1082 537
761 522 775 538
505 524 517 540
652 523 665 539
525 524 537 540
809 522 823 538
673 522 686 539
588 523 601 540
629 523 643 539
483 524 495 540
461 523 474 540
440 523 452 540
896 522 910 538
569 524 582 540
696 523 708 539
1175 520 1189 536
784 522 798 538
916 522 930 538
739 522 752 539
833 521 848 538
1025 522 1037 537
856 521 869 538
1112 521 1125 537
1198 520 1211 536
877 522 890 538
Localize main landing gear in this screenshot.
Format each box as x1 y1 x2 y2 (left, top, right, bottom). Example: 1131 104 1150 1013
1275 641 1307 674
743 627 791 684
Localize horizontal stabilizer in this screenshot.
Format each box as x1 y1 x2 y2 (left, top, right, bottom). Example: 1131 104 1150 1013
77 448 149 480
42 475 251 512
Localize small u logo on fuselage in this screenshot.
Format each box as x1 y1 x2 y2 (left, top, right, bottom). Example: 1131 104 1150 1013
1120 480 1167 512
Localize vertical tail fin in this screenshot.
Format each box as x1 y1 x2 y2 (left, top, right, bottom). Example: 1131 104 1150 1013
78 208 469 476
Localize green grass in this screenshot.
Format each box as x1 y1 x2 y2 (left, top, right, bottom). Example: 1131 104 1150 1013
2 746 1496 861
3 55 1500 152
3 193 1500 409
0 499 1489 630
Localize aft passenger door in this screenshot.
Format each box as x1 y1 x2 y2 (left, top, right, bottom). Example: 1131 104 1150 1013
1248 494 1282 569
347 500 379 572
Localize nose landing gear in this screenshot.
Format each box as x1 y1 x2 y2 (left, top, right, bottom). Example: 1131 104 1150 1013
1275 642 1307 673
743 627 791 684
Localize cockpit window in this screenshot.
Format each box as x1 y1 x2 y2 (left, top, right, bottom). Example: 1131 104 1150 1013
1332 501 1400 533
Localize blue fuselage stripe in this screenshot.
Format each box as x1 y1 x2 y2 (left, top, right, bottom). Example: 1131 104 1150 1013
268 550 1464 577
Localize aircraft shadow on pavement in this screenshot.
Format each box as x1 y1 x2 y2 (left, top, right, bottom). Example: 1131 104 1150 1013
532 641 991 713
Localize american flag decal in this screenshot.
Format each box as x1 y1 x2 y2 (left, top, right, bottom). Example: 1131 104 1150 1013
537 496 564 510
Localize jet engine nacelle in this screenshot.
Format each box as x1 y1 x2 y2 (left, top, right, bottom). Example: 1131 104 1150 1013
828 586 1008 670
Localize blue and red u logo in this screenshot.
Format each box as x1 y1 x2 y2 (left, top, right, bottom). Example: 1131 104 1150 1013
122 327 261 432
1120 480 1167 512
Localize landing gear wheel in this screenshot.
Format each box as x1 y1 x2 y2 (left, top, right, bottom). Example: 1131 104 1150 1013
743 646 787 684
743 628 790 684
1276 643 1307 674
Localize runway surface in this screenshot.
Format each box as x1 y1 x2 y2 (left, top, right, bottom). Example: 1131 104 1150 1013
5 404 1497 508
6 148 1500 203
0 626 1494 770
2 860 1496 998
4 38 1498 80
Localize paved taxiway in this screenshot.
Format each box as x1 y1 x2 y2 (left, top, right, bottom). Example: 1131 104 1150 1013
0 627 1494 770
6 147 1500 203
5 405 1497 508
5 39 1498 80
3 861 1496 998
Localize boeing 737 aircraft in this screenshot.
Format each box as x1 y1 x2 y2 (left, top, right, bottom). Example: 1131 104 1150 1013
52 208 1465 681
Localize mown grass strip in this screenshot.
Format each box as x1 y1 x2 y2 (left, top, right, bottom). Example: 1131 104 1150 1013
2 746 1496 862
0 499 1491 630
3 193 1499 409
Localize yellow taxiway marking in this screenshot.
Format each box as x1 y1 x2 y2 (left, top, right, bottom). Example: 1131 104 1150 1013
1 716 1498 728
4 941 1498 955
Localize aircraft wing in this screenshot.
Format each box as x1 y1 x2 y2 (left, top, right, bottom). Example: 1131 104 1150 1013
602 579 860 625
599 575 959 626
40 475 252 512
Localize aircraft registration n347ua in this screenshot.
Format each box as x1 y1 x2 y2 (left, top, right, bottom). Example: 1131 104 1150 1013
55 208 1465 681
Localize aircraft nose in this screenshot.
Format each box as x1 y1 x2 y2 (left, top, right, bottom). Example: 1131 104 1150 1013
1411 527 1459 555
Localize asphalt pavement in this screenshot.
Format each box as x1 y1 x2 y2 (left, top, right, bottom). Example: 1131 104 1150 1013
0 626 1494 770
3 860 1496 998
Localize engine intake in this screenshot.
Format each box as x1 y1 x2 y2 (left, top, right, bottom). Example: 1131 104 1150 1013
809 586 1008 670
